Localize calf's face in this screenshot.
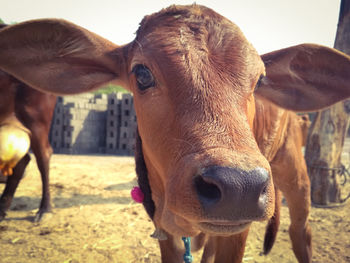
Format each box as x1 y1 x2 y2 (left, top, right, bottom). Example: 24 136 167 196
129 7 273 236
1 4 350 237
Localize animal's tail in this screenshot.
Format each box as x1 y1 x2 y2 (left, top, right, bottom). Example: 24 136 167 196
263 186 281 255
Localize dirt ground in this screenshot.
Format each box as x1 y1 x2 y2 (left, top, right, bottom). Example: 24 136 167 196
0 154 349 263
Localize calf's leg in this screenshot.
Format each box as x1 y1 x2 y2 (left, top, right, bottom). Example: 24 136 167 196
201 229 249 263
272 153 312 263
159 235 186 263
0 154 30 221
284 169 312 263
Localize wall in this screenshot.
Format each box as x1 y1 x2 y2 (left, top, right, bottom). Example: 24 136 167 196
50 93 136 155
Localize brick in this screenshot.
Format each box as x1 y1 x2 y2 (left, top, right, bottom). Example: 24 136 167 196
51 92 137 154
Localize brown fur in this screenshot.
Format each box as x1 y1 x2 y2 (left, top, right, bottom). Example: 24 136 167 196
1 4 350 262
0 69 56 222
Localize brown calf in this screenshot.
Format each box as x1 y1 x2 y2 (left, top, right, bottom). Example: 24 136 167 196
0 40 56 222
1 5 350 262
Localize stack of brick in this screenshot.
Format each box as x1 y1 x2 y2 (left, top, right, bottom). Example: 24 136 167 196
50 94 108 154
105 93 137 155
119 93 137 155
105 93 122 154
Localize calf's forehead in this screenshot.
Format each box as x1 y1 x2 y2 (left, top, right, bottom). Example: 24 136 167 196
130 5 264 94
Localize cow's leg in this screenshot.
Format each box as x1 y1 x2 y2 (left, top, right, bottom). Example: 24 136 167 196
201 229 249 263
0 154 30 221
271 152 312 263
29 125 53 222
159 235 185 263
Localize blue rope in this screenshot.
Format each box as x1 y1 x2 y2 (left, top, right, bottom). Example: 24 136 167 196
182 237 193 263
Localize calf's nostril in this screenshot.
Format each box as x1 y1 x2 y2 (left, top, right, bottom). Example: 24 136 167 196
258 185 268 206
194 176 221 204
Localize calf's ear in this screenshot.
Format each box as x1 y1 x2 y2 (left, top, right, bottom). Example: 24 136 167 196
257 44 350 112
0 19 129 95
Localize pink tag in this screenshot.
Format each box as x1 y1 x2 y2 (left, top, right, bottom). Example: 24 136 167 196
131 186 144 203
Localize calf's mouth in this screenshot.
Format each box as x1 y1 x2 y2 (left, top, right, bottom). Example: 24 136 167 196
198 220 251 234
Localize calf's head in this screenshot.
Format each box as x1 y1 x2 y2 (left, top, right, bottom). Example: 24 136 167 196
1 4 350 237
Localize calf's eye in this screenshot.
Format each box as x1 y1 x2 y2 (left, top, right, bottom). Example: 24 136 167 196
255 74 265 92
132 64 155 91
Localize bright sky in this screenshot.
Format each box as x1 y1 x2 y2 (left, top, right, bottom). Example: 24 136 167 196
1 0 341 54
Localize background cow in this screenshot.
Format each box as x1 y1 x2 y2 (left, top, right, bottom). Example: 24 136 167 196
0 24 56 222
0 5 350 263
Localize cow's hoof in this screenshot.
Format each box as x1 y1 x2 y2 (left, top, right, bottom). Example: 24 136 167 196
33 210 53 223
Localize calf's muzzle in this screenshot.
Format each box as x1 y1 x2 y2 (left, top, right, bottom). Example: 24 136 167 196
194 166 271 221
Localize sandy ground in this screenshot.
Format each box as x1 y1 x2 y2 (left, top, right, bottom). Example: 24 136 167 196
0 154 349 263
